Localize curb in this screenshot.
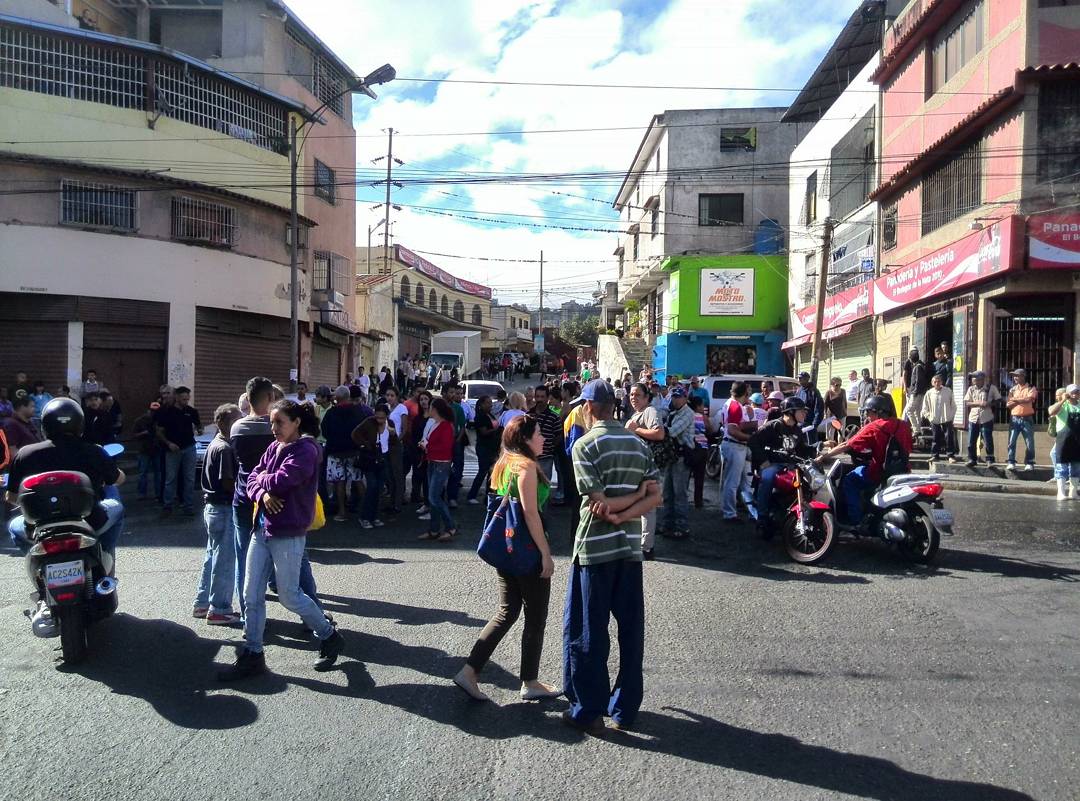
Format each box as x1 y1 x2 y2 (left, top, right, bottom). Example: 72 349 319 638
938 478 1057 496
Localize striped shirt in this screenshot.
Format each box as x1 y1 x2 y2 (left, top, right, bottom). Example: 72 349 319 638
572 420 659 565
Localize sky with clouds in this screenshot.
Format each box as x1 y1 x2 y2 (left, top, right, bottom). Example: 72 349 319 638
286 0 856 308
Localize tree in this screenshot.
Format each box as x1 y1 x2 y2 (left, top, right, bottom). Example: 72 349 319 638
559 315 600 347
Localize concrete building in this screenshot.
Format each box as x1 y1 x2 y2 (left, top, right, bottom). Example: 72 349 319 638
0 1 363 420
781 3 903 394
353 274 397 375
614 108 806 380
486 302 534 356
356 244 493 360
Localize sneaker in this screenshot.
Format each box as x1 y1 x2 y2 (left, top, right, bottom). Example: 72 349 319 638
467 498 480 505
964 460 977 468
218 648 266 681
417 512 431 520
1023 464 1034 472
947 457 959 464
192 606 210 618
206 611 242 626
560 709 606 737
448 499 458 509
315 630 344 671
372 519 385 528
1005 462 1017 471
416 504 429 515
642 548 655 561
359 520 373 530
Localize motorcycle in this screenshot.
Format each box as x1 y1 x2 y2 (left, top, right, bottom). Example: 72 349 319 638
781 451 953 565
17 443 123 664
760 450 836 564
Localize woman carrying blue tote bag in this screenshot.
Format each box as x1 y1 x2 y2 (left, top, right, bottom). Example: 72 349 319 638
454 415 560 702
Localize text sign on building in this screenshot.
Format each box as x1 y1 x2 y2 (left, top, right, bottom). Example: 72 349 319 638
1028 214 1080 269
872 217 1019 314
791 282 872 337
700 269 754 316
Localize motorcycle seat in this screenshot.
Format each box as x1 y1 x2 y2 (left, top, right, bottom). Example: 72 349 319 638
33 519 96 538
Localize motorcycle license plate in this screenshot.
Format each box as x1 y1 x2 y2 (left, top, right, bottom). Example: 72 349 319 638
931 509 954 528
45 561 85 589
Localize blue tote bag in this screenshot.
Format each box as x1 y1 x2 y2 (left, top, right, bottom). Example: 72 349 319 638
477 478 542 576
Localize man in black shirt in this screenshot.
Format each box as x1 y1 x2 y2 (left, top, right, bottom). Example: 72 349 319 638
7 400 125 554
155 385 202 516
530 385 561 483
82 392 114 446
748 397 810 538
467 395 500 504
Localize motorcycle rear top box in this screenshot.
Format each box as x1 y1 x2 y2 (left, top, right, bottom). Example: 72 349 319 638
17 471 96 526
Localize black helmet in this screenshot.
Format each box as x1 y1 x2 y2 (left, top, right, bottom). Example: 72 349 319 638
864 395 892 416
781 397 807 413
41 397 84 439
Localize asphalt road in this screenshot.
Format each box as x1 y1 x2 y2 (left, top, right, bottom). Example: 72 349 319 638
2 443 1078 800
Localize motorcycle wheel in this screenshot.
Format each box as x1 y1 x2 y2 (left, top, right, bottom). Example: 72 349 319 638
783 509 836 565
57 607 88 664
705 448 723 480
897 512 940 563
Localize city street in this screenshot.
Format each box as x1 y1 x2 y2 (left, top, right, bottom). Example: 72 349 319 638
1 475 1077 801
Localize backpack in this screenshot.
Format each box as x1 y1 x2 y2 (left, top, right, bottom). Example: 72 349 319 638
881 421 910 479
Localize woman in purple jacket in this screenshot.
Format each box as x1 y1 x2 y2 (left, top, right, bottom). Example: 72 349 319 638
219 400 343 680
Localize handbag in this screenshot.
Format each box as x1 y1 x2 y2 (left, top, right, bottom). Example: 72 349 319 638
476 475 542 576
308 493 326 531
649 429 680 469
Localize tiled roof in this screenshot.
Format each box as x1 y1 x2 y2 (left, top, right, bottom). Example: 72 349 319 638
871 0 952 85
869 86 1020 202
1017 62 1080 77
355 273 392 291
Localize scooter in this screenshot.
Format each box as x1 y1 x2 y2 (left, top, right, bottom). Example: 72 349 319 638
16 444 123 664
783 452 952 565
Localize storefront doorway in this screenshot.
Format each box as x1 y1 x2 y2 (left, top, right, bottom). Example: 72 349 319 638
989 295 1073 426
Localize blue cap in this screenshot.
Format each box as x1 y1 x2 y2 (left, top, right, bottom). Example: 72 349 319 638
750 392 764 405
670 387 687 399
580 378 616 403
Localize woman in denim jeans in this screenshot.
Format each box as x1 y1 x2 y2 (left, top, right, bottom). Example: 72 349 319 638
417 397 457 542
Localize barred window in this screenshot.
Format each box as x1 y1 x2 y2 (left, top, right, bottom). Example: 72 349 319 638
171 196 236 247
415 283 425 305
60 180 137 231
441 295 449 316
399 275 410 300
930 1 984 95
472 304 482 325
429 289 437 310
312 52 347 117
921 140 982 234
313 159 336 204
883 203 898 251
313 251 352 296
453 300 464 321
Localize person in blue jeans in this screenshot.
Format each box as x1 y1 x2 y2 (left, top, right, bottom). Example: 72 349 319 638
748 397 810 538
155 386 202 516
962 370 999 466
351 403 396 529
1005 369 1038 470
417 398 457 542
193 403 243 625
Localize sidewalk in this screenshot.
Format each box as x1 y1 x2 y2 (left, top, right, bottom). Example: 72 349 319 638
909 456 1059 496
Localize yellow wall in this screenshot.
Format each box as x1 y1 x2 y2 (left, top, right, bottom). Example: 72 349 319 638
0 88 292 213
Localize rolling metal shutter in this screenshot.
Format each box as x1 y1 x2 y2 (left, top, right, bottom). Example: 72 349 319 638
309 341 341 389
194 309 290 424
0 320 68 392
826 323 874 390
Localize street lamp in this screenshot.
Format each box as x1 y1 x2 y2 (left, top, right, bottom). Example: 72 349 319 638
289 63 396 389
367 218 386 274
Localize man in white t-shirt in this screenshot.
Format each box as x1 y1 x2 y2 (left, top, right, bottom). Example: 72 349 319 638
357 368 371 400
719 381 755 522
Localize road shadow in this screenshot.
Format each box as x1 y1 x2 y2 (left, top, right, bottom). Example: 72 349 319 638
605 706 1035 801
305 548 404 567
68 613 258 730
317 593 486 627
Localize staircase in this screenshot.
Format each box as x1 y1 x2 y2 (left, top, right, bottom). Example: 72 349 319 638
597 334 651 381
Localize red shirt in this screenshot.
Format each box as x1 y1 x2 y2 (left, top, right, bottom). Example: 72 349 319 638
846 418 913 482
425 419 454 461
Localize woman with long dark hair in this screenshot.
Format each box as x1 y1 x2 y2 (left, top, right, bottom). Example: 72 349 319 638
219 400 342 680
453 414 559 702
409 390 433 512
417 397 457 542
351 402 398 528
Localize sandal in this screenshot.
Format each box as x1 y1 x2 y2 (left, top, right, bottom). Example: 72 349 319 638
417 531 438 541
436 530 456 543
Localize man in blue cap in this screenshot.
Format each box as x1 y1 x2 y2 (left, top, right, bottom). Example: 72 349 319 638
562 379 661 736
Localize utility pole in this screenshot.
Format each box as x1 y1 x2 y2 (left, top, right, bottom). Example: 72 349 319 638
538 250 544 372
809 217 835 388
383 127 394 275
288 116 299 391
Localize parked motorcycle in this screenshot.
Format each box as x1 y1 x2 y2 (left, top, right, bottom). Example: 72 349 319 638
780 452 952 565
17 444 123 664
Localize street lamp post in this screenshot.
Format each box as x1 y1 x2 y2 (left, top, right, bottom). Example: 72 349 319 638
289 63 396 391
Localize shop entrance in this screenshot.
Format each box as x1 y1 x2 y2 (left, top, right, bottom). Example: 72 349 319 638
989 294 1072 425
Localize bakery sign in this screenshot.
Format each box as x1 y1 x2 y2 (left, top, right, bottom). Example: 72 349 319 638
1028 214 1080 269
700 268 754 316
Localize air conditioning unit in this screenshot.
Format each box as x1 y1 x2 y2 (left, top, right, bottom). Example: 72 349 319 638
285 224 308 249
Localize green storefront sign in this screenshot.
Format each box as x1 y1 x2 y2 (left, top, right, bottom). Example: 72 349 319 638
664 254 787 332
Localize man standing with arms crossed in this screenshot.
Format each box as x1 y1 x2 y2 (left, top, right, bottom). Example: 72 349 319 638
562 379 662 736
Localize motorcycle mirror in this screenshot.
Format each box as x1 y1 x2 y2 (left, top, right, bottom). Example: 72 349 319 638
102 443 125 458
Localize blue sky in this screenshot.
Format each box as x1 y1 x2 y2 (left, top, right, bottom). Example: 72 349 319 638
288 0 855 305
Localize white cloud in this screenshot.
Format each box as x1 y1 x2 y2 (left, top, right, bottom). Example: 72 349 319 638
286 0 848 304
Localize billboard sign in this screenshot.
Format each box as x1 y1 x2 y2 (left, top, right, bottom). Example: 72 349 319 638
1028 214 1080 269
700 268 754 316
395 245 492 299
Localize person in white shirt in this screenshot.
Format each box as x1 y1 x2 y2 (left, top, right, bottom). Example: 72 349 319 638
847 370 860 403
921 374 957 462
385 387 410 513
357 369 371 400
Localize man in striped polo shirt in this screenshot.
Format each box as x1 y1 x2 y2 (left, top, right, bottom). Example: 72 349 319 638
562 379 662 736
